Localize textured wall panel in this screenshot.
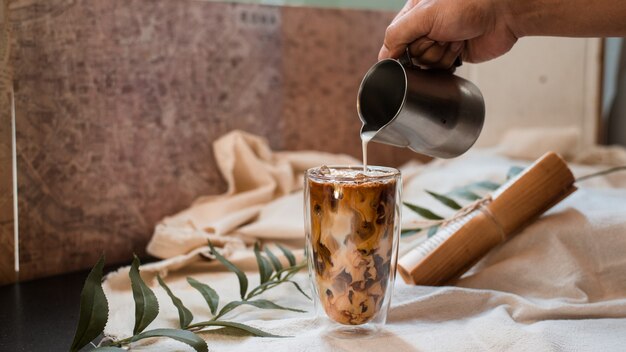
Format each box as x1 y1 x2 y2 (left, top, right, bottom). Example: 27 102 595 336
9 0 411 281
10 0 284 280
0 0 16 285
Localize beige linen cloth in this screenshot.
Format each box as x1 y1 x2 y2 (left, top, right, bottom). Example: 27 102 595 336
139 130 357 274
104 129 626 351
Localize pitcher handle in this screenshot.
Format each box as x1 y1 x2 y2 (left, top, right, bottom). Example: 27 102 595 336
399 46 462 71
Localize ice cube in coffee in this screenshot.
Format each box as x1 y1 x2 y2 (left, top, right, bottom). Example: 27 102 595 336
305 166 400 326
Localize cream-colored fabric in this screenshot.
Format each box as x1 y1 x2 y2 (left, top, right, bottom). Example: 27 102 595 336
103 130 626 351
141 130 357 275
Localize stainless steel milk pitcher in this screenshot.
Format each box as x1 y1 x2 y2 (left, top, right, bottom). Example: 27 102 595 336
357 50 485 159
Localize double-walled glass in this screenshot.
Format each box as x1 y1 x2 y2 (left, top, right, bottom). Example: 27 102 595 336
304 165 401 336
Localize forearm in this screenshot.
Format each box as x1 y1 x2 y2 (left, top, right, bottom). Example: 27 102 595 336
506 0 626 37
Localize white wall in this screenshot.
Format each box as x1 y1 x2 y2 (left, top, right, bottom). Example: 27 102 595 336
456 37 602 148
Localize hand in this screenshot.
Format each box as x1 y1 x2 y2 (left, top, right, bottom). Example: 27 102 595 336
378 0 519 68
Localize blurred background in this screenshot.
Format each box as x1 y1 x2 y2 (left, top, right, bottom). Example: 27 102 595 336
0 0 624 285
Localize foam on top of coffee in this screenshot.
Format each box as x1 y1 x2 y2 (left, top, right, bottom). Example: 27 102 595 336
309 165 397 183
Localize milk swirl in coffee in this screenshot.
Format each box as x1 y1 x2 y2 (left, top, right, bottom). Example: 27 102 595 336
306 166 397 325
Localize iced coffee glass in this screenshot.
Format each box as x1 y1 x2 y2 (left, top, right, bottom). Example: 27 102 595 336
304 165 401 336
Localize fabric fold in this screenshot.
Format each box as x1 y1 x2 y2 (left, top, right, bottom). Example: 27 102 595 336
145 130 358 262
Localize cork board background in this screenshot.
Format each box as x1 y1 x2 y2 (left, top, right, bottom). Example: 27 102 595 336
3 0 417 283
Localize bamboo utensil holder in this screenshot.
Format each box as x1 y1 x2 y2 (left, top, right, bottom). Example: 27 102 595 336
398 152 577 286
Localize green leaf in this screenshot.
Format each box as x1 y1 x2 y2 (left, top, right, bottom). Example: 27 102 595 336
157 275 193 329
254 242 273 284
447 188 482 201
426 190 462 210
246 299 306 312
70 255 109 352
468 180 500 191
131 328 208 352
400 228 421 237
213 300 244 319
208 240 248 300
287 280 312 300
186 277 219 315
190 321 285 338
264 247 283 272
93 347 127 351
277 244 297 267
215 299 305 320
403 202 444 220
129 255 159 335
507 165 525 180
427 225 440 238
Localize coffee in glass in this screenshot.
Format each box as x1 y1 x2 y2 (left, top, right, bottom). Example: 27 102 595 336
304 165 401 335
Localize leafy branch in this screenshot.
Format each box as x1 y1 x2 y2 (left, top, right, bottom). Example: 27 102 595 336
401 163 626 238
70 241 309 352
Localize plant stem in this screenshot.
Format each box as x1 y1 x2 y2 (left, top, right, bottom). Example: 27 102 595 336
110 336 133 347
245 263 305 299
576 165 626 182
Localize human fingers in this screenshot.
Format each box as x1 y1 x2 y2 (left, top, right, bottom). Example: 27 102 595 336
426 41 464 69
380 4 434 59
408 41 448 67
379 43 390 60
406 37 435 58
